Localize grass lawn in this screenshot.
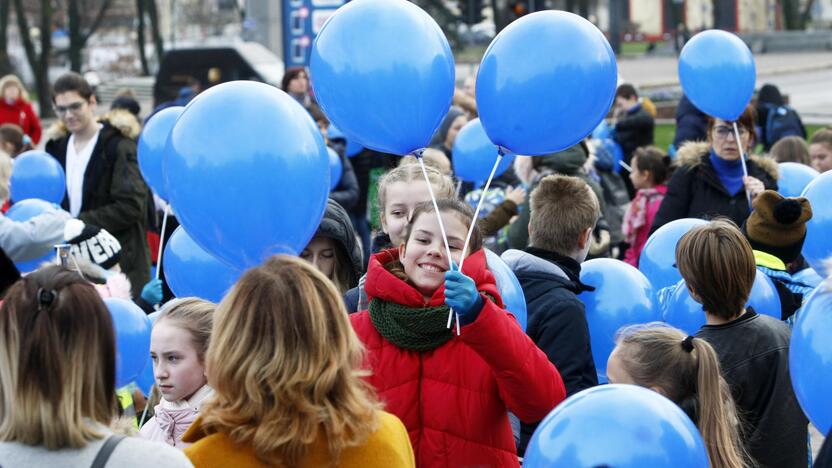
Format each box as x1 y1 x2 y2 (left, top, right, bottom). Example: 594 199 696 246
654 123 829 154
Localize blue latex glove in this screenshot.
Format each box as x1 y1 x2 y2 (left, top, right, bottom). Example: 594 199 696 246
141 278 163 305
445 266 484 326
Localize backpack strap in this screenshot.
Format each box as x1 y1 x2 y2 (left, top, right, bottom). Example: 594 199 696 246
90 435 126 468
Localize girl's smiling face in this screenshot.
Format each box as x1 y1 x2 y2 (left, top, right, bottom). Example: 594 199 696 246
399 210 468 298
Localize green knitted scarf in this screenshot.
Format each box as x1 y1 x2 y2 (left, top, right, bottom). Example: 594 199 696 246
368 298 454 352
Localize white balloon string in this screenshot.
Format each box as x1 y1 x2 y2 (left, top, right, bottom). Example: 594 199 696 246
155 206 169 281
139 385 154 427
732 121 752 209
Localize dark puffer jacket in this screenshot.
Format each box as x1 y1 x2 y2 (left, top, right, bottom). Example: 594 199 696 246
650 142 778 234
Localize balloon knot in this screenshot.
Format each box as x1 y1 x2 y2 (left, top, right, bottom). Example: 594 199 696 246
410 148 425 159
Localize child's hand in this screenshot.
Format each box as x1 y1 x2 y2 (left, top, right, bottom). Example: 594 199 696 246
141 278 163 305
505 186 527 206
445 266 483 326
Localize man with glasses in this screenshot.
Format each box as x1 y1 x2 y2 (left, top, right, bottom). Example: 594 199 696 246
45 72 150 298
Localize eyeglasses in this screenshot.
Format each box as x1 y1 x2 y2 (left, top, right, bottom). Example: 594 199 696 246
713 125 749 140
53 101 86 115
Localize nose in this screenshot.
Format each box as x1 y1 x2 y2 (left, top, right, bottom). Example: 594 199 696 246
154 362 168 380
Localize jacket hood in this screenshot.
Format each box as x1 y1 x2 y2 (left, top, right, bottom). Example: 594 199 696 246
44 109 142 142
501 249 570 281
674 141 779 180
537 144 587 176
318 199 364 287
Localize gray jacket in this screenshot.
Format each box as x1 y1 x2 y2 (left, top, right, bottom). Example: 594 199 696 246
0 208 70 262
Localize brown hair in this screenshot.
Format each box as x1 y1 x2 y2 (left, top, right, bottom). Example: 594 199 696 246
769 136 810 165
0 124 31 157
614 324 749 468
529 174 600 255
0 266 117 449
616 83 638 100
155 298 215 362
281 67 308 92
52 72 94 102
632 146 672 185
707 104 757 147
376 162 455 223
676 219 756 320
810 128 832 148
199 255 380 466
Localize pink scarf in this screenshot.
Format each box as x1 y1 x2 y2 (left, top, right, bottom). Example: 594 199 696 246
623 187 665 245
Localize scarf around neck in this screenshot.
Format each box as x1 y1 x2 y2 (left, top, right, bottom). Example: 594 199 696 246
368 298 454 352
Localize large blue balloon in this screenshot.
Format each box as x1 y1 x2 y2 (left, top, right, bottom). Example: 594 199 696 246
104 298 152 388
328 147 342 191
164 226 241 303
485 249 527 331
679 30 756 121
801 170 832 274
639 218 709 290
310 0 455 155
663 270 782 335
452 118 516 183
165 81 330 269
10 150 66 204
790 287 832 433
138 106 184 201
778 162 819 198
6 198 57 272
135 310 161 396
327 123 364 158
524 384 709 468
476 11 617 156
579 259 660 382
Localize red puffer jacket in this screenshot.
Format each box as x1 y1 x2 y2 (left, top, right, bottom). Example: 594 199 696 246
351 248 566 467
0 98 42 144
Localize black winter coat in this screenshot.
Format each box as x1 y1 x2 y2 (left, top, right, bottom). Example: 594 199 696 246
673 95 708 148
501 248 597 456
614 105 654 164
650 142 778 235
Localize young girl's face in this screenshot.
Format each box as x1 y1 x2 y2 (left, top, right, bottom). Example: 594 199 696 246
810 142 832 173
150 321 207 402
399 210 468 298
629 156 653 190
381 180 434 247
606 345 636 385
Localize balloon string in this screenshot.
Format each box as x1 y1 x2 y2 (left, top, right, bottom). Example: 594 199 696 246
447 151 504 331
732 121 752 210
414 154 459 334
139 385 154 427
156 206 169 281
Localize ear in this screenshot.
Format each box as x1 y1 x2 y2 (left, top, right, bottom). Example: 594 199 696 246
398 242 407 260
89 94 98 107
380 213 389 235
649 385 668 397
576 227 593 250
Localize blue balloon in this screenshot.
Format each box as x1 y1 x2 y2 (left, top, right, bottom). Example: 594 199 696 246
592 120 614 140
579 259 660 382
138 106 184 201
165 81 330 269
524 384 709 468
6 198 57 272
679 30 756 121
793 268 823 288
790 286 832 433
778 162 819 198
639 218 709 290
10 150 66 204
663 269 782 335
310 0 455 155
476 11 617 156
163 226 241 303
135 311 162 396
452 118 516 183
104 298 151 388
801 170 832 274
328 147 342 191
599 138 624 171
485 249 527 331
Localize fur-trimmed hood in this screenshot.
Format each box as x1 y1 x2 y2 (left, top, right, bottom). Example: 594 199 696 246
44 108 142 142
674 141 779 180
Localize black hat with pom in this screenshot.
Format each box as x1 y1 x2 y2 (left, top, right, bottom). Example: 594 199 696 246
743 190 813 264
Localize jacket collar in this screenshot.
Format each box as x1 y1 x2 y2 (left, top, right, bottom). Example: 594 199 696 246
501 248 594 293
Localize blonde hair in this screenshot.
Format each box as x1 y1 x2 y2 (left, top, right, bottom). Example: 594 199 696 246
199 255 381 466
0 75 28 101
770 136 810 165
614 324 749 468
0 266 117 449
0 150 11 202
529 174 600 254
399 149 451 175
377 162 455 221
155 298 215 362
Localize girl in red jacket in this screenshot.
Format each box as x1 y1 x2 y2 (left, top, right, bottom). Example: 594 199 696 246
351 198 566 467
0 75 41 145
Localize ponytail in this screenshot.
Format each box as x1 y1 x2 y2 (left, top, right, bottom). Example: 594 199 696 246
690 337 750 468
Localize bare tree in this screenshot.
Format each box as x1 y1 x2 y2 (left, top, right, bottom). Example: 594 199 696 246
135 0 148 75
146 0 163 63
12 0 52 118
0 0 14 76
67 0 113 72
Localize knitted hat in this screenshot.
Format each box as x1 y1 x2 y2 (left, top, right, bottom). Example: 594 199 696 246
64 219 122 270
743 190 812 264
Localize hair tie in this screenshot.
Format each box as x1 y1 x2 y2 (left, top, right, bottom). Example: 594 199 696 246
681 335 695 353
37 288 57 312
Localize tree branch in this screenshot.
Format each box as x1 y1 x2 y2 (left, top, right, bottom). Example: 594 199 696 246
82 0 113 43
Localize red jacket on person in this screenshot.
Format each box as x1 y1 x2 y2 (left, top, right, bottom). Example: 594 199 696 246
0 98 42 144
351 248 566 467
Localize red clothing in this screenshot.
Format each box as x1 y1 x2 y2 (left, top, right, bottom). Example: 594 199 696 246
351 248 566 467
0 98 42 144
623 185 667 267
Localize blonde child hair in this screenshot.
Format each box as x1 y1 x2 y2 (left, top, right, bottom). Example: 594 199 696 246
376 162 455 224
155 298 215 362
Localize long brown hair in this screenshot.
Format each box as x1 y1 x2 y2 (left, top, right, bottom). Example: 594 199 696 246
614 324 749 468
199 255 381 466
0 266 117 449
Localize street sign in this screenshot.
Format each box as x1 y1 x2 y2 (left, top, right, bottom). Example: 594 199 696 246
282 0 345 68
